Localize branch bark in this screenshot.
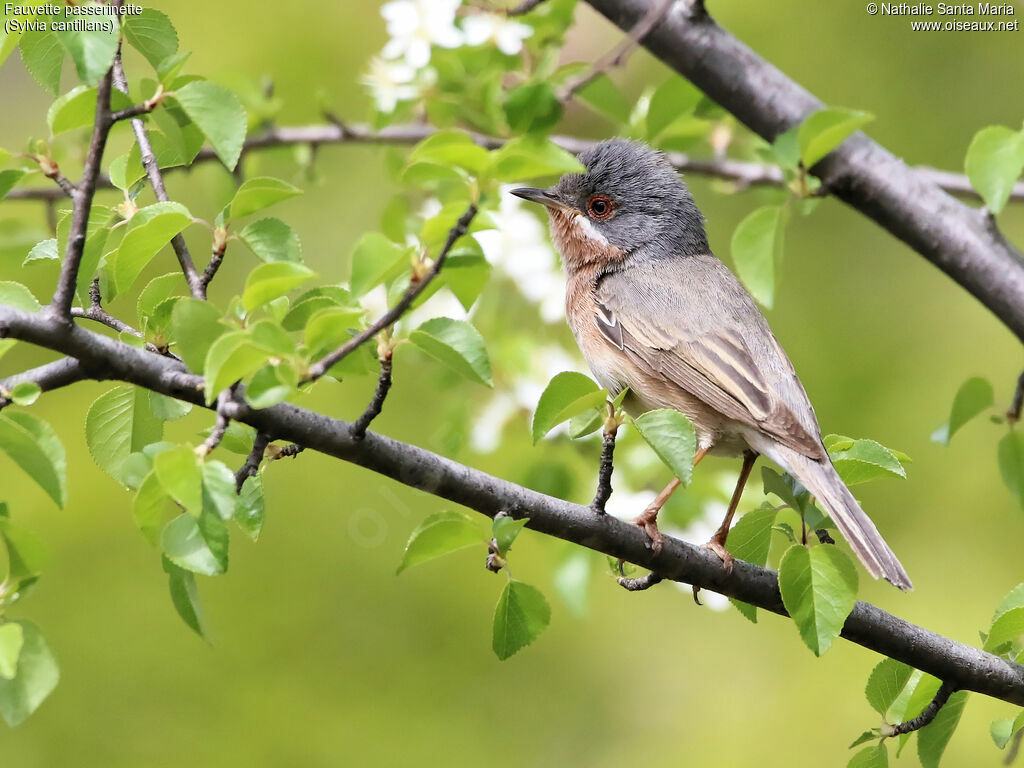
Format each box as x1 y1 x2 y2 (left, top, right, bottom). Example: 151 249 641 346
583 0 1024 342
2 302 1023 708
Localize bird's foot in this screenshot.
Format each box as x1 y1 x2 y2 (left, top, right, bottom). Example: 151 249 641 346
632 505 665 554
704 537 735 573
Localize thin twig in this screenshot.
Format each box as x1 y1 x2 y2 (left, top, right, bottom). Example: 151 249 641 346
560 0 674 100
590 417 618 514
350 353 394 440
234 432 270 492
305 204 478 381
0 358 92 411
617 571 664 591
49 69 114 318
199 227 229 293
196 390 232 458
881 681 958 736
1008 369 1024 424
111 51 204 299
267 443 305 460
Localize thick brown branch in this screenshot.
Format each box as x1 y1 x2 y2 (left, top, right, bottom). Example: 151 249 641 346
3 302 1024 708
111 53 204 299
584 0 1024 342
306 204 477 381
0 357 92 410
882 680 958 736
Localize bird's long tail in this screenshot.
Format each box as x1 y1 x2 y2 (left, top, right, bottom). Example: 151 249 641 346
767 444 912 591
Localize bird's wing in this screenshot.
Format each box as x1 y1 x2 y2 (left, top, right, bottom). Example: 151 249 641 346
594 255 825 460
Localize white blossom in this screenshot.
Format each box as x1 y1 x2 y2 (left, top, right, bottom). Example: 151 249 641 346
381 0 463 69
462 13 533 56
362 57 419 113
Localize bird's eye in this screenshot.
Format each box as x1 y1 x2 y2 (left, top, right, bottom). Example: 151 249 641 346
587 195 614 220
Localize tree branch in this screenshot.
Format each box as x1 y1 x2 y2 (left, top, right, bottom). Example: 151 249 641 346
2 302 1023 708
235 431 270 492
350 352 393 440
1008 369 1024 425
590 419 617 513
6 122 1022 204
305 204 477 381
111 52 204 299
0 357 92 411
584 0 1024 342
881 680 959 736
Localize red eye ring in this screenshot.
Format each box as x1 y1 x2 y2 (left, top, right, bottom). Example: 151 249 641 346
587 195 615 220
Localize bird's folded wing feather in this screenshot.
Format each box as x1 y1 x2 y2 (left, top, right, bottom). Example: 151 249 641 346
594 256 825 460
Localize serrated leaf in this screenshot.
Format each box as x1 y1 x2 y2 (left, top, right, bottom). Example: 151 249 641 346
162 558 206 638
47 84 131 135
149 391 192 421
0 412 66 507
409 130 490 175
502 82 562 134
153 444 202 513
441 251 491 310
0 621 58 726
0 169 25 199
241 261 314 312
201 461 236 522
160 513 223 576
0 281 41 312
53 10 119 86
965 126 1024 215
239 217 302 263
493 516 528 555
632 409 697 485
826 435 906 486
19 30 63 95
492 580 550 660
992 583 1024 623
487 136 585 181
123 8 177 70
221 176 302 221
133 470 169 545
23 238 57 266
170 298 225 374
778 544 858 656
8 382 41 406
234 474 264 541
917 690 968 768
731 205 787 309
348 232 407 297
726 505 777 622
998 431 1024 509
847 745 887 768
0 623 24 680
396 511 482 573
110 202 193 294
173 80 247 170
984 606 1024 652
202 331 270 404
531 372 606 443
798 107 874 168
408 317 492 386
932 377 994 445
865 657 913 716
85 385 163 484
137 272 184 320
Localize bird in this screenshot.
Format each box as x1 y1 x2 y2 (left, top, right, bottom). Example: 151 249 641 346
511 138 912 591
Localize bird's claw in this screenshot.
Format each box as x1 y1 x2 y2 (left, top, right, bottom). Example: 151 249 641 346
633 506 664 554
704 538 734 573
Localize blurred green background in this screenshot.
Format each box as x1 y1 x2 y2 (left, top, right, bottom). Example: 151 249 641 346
1 1 1023 765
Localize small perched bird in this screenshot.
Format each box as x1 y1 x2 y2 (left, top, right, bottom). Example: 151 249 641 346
512 138 911 590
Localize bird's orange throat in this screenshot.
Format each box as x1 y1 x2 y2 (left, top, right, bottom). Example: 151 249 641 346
547 208 626 272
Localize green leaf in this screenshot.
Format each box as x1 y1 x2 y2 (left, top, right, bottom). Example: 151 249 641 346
731 205 787 309
778 544 858 656
965 126 1024 215
8 382 41 406
241 261 315 313
239 218 302 263
725 505 777 622
201 461 237 522
47 84 132 135
487 136 585 181
0 412 66 507
0 169 26 199
123 8 178 70
492 580 550 660
998 431 1024 509
136 272 184 320
849 731 879 749
553 548 592 618
54 10 119 86
222 176 302 221
0 621 59 726
244 365 293 409
202 331 270 403
917 691 968 768
234 474 265 541
408 317 492 386
160 513 224 576
825 435 906 486
847 745 887 768
349 232 408 297
110 202 193 294
0 518 46 587
531 371 606 443
396 511 482 574
85 385 163 484
162 558 207 639
441 251 491 310
0 623 24 680
156 50 191 84
992 582 1024 623
575 74 630 125
503 82 562 134
170 298 225 374
865 657 913 716
984 606 1024 652
0 281 41 312
19 30 63 95
172 80 247 170
632 409 697 485
798 107 875 168
932 377 994 445
153 444 203 514
992 718 1014 750
301 306 365 356
133 470 169 545
646 76 702 139
409 131 490 175
23 238 58 266
493 516 528 555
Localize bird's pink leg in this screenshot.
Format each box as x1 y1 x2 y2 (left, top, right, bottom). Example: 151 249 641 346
704 450 758 572
634 448 708 553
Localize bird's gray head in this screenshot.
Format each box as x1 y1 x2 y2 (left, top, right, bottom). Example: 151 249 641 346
511 138 709 267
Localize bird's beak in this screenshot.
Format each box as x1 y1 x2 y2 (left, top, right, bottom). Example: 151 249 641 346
510 187 563 209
